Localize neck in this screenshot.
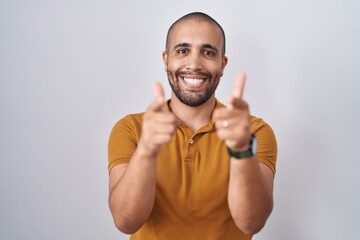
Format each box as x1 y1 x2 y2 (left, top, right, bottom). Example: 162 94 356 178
169 94 216 132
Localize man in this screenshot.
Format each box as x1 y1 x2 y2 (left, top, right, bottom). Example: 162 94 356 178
108 12 277 240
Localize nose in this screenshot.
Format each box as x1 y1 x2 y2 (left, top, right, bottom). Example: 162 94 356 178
186 52 203 71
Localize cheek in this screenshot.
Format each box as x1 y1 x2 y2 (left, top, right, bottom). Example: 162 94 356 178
166 66 176 81
209 63 224 75
167 58 185 71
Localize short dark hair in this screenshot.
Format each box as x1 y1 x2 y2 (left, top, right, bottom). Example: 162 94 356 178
165 12 226 56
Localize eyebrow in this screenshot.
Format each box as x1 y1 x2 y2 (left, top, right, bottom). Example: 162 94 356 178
202 44 218 52
173 43 219 52
174 43 191 49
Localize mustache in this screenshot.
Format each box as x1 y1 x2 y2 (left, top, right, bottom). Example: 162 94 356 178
175 70 211 79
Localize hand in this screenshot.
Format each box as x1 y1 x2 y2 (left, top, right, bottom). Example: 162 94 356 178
214 73 251 151
138 82 178 158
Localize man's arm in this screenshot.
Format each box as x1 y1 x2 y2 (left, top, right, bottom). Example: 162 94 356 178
108 150 157 234
214 73 274 234
228 158 274 234
108 82 177 234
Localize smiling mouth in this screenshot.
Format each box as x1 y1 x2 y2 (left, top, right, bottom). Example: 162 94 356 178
182 77 205 86
175 70 211 88
178 74 209 87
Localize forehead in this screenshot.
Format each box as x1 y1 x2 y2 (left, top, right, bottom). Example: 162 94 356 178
168 19 223 50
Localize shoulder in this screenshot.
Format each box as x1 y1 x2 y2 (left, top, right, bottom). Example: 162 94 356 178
113 112 145 129
250 116 273 132
250 115 277 147
109 112 145 142
250 115 278 173
250 116 275 135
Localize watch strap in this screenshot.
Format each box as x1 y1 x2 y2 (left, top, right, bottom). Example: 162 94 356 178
227 135 255 160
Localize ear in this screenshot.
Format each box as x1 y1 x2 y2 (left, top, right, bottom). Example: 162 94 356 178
221 56 228 76
162 51 168 72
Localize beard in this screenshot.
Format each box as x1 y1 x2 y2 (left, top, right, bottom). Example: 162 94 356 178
167 69 221 107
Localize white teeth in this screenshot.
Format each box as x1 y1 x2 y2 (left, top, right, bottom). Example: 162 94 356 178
183 78 204 85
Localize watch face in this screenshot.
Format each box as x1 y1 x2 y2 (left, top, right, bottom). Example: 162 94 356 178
252 136 258 154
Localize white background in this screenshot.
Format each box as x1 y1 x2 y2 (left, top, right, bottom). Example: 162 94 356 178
1 0 359 239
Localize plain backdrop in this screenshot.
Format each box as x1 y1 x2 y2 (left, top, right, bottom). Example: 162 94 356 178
1 0 359 239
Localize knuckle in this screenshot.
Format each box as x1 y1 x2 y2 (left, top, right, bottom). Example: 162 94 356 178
164 135 171 142
216 130 225 139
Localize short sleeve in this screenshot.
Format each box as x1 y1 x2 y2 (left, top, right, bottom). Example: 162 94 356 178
107 114 143 173
250 117 278 175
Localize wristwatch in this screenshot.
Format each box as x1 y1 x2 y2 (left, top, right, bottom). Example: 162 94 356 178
227 135 257 160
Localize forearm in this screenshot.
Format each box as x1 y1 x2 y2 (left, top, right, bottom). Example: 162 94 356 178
228 156 273 234
109 147 157 234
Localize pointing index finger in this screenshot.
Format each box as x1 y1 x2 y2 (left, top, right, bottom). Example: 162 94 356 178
148 81 167 112
232 72 246 99
152 81 165 103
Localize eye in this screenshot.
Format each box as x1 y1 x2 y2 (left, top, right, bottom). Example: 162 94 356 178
177 49 188 54
203 50 216 56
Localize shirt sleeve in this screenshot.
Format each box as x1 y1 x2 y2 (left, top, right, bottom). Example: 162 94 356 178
251 117 278 175
107 114 142 173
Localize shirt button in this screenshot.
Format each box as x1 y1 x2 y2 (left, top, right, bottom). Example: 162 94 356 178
189 138 194 144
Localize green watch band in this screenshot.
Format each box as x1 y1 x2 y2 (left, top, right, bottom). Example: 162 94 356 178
227 135 256 160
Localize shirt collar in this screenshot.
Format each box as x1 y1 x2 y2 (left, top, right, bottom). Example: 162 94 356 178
166 98 226 132
209 99 226 129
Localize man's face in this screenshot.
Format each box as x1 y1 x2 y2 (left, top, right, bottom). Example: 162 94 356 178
163 19 228 107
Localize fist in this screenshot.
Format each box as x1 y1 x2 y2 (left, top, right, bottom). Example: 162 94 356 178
214 73 251 151
138 82 178 157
